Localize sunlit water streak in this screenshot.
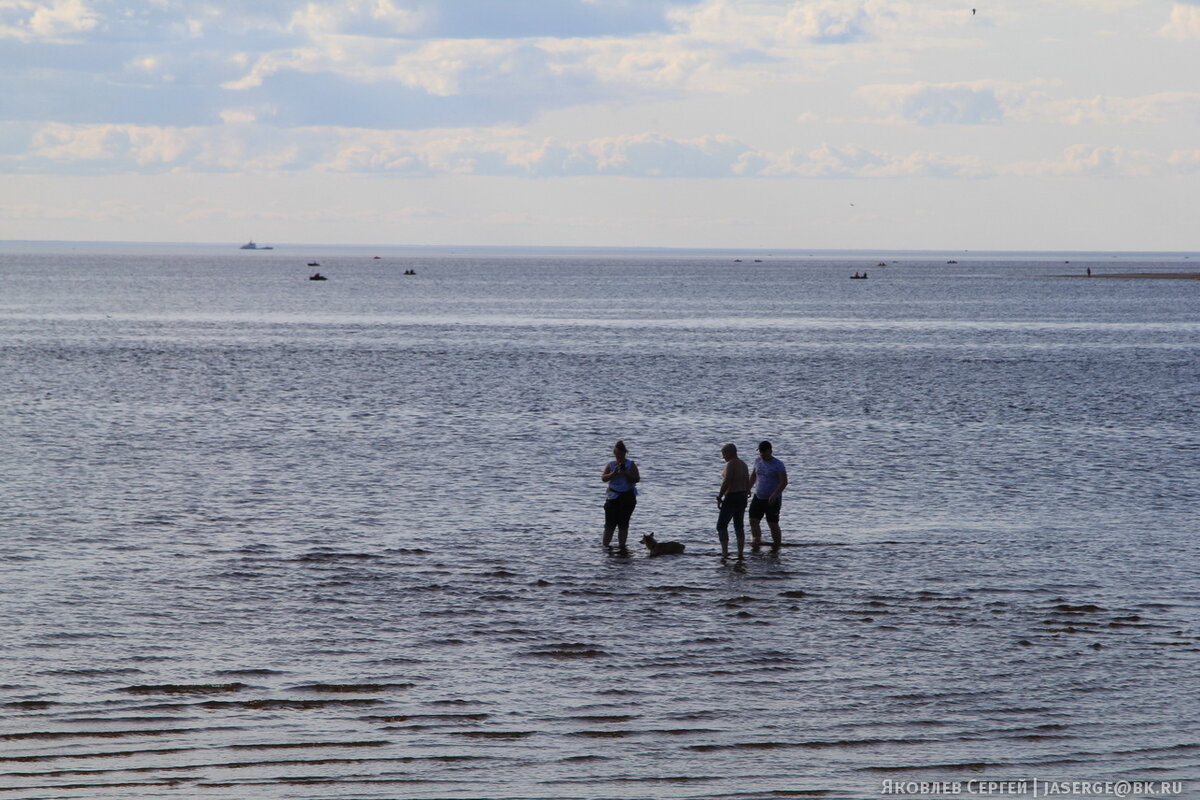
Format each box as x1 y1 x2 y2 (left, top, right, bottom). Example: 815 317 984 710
0 246 1197 799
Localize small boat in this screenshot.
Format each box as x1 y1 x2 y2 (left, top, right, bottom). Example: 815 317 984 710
240 240 274 250
876 262 887 267
851 272 868 279
307 262 320 267
308 272 327 281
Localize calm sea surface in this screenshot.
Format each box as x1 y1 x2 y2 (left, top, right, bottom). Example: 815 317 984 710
1 245 1197 800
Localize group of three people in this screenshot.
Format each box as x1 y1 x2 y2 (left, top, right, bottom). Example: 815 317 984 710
601 439 788 560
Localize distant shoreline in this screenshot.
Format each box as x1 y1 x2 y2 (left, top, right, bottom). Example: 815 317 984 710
1056 273 1200 280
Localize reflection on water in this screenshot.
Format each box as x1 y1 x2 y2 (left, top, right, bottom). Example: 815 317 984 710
0 249 1197 798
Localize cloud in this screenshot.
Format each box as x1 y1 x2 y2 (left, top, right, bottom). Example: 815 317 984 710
1013 144 1159 177
5 121 996 180
1161 3 1200 38
1039 92 1200 125
0 0 99 41
858 81 1015 125
783 1 878 44
1167 149 1200 172
747 143 987 178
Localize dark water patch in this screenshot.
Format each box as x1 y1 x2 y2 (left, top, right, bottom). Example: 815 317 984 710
482 569 520 578
1053 603 1106 613
4 754 410 779
32 631 118 643
569 729 639 738
297 550 384 562
450 730 534 739
650 584 710 593
665 710 724 721
523 643 608 659
560 588 626 596
552 774 721 784
861 760 1016 773
560 754 608 762
117 683 249 695
2 700 58 709
291 682 415 693
195 698 384 710
200 776 447 788
692 735 945 753
0 746 195 763
704 791 835 798
0 778 200 791
214 668 286 677
39 667 143 678
0 726 235 741
567 714 640 723
364 713 489 723
225 740 389 751
58 715 199 725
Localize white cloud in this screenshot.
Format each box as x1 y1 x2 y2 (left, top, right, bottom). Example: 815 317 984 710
1039 92 1200 125
857 80 1024 125
0 0 99 40
784 0 878 44
1013 144 1159 177
11 121 999 180
1166 149 1200 173
748 143 987 178
1161 3 1200 38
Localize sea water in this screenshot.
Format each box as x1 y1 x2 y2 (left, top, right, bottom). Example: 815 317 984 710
0 244 1197 799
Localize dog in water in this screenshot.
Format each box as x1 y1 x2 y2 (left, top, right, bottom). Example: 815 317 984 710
640 533 685 556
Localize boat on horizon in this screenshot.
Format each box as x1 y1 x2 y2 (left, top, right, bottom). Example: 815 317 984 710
240 240 274 250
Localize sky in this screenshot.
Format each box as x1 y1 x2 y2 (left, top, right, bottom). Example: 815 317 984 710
1 0 1198 250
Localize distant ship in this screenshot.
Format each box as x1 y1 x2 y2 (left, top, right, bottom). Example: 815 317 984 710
240 240 274 250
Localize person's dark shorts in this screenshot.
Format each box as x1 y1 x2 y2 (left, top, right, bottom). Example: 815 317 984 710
748 495 781 523
604 492 637 528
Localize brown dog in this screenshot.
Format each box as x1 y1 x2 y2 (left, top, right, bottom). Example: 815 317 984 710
640 533 685 556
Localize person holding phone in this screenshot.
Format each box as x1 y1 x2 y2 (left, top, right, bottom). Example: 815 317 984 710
601 440 640 553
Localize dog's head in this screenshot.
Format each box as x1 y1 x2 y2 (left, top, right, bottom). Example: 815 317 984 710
639 533 657 547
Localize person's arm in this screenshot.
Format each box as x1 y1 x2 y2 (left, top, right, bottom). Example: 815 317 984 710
771 469 788 500
748 466 757 493
602 462 615 482
626 462 640 485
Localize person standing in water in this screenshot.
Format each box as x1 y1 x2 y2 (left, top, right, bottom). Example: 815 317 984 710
748 440 787 550
716 443 751 560
601 440 640 553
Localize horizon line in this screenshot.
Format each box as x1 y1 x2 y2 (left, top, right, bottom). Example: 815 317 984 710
2 239 1198 257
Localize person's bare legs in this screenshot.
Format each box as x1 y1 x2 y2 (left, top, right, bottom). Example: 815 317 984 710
749 516 763 548
767 518 782 549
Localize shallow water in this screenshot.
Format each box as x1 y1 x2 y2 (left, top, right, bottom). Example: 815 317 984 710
1 246 1198 799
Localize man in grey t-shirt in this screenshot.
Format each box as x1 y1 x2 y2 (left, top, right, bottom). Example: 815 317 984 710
748 440 788 550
